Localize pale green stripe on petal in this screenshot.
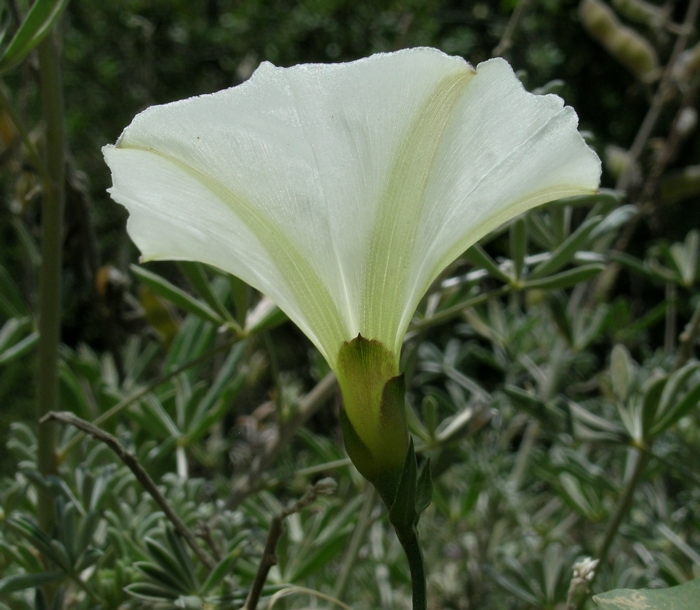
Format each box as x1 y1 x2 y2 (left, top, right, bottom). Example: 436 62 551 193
104 144 349 366
362 66 476 352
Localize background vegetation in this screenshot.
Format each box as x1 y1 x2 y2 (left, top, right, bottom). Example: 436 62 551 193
1 0 700 608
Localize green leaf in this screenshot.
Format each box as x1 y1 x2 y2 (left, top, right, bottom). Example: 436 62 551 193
6 517 68 569
0 571 64 594
0 317 31 352
503 386 566 429
421 395 438 441
228 275 251 327
610 344 634 403
650 379 700 438
164 528 198 591
610 251 659 280
523 264 604 291
388 439 418 533
528 216 601 280
0 0 70 74
243 297 288 334
200 552 237 594
593 578 700 609
510 217 527 281
546 291 574 346
178 262 237 326
641 375 669 441
526 211 556 250
670 230 699 286
124 582 181 602
287 534 348 582
134 561 190 595
131 265 224 326
465 244 511 283
0 331 38 365
589 204 636 240
415 458 433 516
559 188 623 210
0 264 28 317
185 342 246 437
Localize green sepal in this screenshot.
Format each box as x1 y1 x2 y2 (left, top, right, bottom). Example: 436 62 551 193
415 458 433 517
388 439 418 536
383 440 433 539
337 340 409 481
339 406 388 488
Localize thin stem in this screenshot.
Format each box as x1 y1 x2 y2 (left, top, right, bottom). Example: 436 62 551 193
333 485 377 602
398 529 427 610
597 449 649 566
35 30 65 534
243 513 283 610
41 411 217 571
575 448 650 609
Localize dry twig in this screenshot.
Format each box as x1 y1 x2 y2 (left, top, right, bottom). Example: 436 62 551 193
40 411 216 571
243 478 337 610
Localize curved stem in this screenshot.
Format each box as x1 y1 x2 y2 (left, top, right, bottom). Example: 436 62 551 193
575 447 650 610
398 529 427 610
595 449 650 569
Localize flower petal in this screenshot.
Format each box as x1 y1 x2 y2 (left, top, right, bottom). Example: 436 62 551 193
104 48 600 366
392 57 602 350
104 48 475 365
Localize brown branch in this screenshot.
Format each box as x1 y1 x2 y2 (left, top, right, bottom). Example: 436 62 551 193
40 411 216 571
616 0 700 193
243 478 337 610
225 372 338 510
589 0 700 306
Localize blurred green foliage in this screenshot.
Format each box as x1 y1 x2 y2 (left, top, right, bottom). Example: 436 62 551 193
1 0 700 608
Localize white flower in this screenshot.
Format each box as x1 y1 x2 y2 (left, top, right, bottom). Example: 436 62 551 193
104 48 600 478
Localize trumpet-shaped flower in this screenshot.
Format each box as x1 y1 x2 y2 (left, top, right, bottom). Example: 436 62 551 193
104 48 600 483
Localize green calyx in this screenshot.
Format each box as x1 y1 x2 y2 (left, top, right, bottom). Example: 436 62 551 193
336 334 409 485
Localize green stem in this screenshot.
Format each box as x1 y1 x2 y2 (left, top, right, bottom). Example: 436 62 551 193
575 448 650 610
35 29 65 533
398 529 427 610
596 449 650 568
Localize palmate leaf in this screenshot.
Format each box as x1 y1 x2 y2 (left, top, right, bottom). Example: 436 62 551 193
594 578 700 609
